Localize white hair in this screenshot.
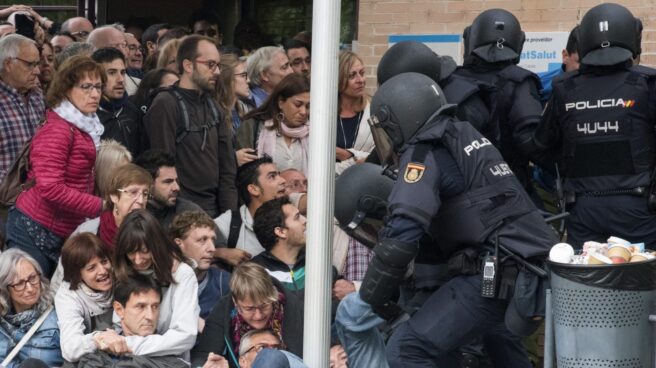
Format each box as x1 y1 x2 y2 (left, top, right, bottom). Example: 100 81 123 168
247 46 285 87
0 33 36 74
0 248 52 316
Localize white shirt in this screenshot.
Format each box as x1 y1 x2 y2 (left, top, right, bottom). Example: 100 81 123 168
214 204 265 257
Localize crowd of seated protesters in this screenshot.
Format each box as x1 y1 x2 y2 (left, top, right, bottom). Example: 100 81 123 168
0 7 366 368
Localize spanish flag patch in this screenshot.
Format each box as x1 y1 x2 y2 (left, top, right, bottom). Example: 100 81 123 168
404 163 425 184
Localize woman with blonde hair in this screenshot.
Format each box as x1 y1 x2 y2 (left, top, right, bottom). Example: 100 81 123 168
216 53 256 166
156 38 183 73
94 139 132 199
335 51 374 175
191 262 304 367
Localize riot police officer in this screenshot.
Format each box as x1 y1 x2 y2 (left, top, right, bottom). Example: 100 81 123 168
377 41 499 143
533 3 656 248
455 9 544 199
348 72 556 367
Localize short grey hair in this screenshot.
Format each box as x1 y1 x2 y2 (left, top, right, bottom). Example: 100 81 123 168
0 34 36 74
87 25 122 49
55 42 96 70
238 328 280 356
0 249 53 316
247 46 285 87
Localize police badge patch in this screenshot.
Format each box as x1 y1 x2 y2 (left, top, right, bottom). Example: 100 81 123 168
404 163 425 183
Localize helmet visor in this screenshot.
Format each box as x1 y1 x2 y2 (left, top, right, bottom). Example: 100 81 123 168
344 210 384 249
368 115 397 167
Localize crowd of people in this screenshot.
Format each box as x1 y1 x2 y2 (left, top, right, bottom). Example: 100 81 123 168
0 4 367 368
0 1 653 367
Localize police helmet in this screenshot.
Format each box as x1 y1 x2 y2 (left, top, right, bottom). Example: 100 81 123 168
463 9 525 63
377 41 457 85
577 3 640 66
369 72 447 163
334 163 394 248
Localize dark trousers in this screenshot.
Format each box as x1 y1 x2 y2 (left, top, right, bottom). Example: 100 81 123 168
567 195 656 250
5 207 61 277
386 274 532 368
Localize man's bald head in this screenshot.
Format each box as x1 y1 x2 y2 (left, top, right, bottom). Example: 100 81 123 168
87 26 128 57
61 17 93 41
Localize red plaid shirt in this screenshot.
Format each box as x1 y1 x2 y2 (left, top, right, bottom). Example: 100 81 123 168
0 80 45 182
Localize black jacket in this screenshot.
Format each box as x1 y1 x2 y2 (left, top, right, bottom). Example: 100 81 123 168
97 96 146 158
190 278 304 368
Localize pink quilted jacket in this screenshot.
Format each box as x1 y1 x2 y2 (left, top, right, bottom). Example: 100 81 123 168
16 110 103 238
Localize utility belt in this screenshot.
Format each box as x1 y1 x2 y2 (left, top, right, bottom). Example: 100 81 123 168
565 186 649 204
446 246 519 300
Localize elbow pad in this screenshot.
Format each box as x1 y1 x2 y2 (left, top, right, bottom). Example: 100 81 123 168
359 239 419 308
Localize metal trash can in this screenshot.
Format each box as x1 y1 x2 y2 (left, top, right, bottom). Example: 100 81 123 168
548 260 656 368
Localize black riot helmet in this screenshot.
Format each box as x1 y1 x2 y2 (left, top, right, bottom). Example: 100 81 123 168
577 3 640 66
463 9 525 63
377 40 457 85
334 163 394 248
369 72 448 166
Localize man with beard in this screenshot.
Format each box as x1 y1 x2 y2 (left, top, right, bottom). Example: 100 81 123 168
135 149 203 229
144 35 237 218
92 47 144 158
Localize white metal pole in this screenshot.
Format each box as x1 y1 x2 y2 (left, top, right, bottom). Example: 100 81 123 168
303 0 341 366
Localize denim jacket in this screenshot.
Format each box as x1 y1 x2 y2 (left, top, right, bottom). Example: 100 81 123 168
0 309 64 368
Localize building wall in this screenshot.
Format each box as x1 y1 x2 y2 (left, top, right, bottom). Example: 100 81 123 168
357 0 656 94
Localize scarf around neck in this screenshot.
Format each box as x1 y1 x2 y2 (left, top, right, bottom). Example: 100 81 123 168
0 307 40 336
53 99 104 149
257 118 310 174
79 282 113 311
231 290 286 358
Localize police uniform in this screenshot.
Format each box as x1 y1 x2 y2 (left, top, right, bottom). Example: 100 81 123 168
455 62 544 195
379 107 556 367
534 64 656 248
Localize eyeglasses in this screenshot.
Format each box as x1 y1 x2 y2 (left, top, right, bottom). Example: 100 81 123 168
243 343 286 355
195 59 220 72
234 71 248 79
13 57 40 70
109 42 128 50
77 83 103 94
9 273 41 292
236 301 273 315
70 30 90 39
127 44 144 53
117 188 149 199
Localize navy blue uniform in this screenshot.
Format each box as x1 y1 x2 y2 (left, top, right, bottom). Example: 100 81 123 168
380 110 555 367
534 64 656 248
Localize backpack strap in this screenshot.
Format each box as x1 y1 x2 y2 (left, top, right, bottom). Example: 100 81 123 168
170 89 191 144
227 208 242 249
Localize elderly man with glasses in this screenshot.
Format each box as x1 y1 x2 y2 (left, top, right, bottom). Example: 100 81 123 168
87 25 141 95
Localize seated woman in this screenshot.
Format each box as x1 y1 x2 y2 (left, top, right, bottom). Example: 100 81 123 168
6 55 105 277
113 210 198 357
0 249 63 368
191 262 304 368
75 163 152 250
55 232 121 363
237 73 310 174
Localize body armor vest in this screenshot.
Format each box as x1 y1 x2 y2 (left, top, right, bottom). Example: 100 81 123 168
554 66 656 193
416 116 555 259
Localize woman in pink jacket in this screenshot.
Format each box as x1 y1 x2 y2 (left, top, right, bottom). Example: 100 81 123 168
6 55 105 277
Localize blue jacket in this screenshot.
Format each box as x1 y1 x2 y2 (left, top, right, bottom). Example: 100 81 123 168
0 309 63 368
